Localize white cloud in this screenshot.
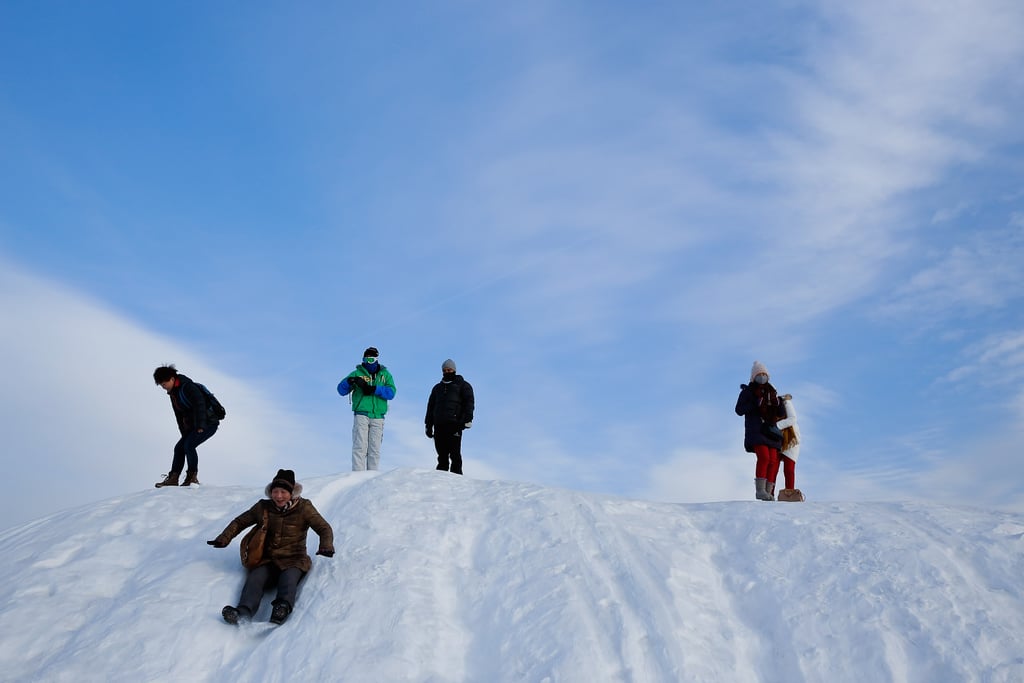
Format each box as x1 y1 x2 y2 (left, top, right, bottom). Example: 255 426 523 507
0 258 341 529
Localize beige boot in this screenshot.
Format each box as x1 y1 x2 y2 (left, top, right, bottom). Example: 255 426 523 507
181 471 200 486
155 471 181 488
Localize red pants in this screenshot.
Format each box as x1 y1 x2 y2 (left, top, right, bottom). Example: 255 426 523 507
764 452 796 489
753 444 778 480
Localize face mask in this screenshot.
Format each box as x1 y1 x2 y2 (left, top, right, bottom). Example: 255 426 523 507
442 371 455 381
754 375 768 385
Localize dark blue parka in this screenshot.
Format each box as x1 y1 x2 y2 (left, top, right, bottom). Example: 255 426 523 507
735 382 786 453
167 374 217 434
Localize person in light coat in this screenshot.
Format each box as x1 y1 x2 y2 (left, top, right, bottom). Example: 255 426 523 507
772 394 801 493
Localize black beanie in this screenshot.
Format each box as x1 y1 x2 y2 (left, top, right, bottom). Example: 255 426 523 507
363 347 379 358
269 469 295 493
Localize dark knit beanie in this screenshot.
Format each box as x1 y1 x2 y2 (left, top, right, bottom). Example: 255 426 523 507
363 347 379 358
269 469 296 493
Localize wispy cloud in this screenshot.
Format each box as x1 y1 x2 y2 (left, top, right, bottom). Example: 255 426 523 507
881 221 1024 319
434 0 1024 357
944 330 1024 386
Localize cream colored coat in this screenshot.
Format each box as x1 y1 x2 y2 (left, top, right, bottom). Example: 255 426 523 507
776 397 801 462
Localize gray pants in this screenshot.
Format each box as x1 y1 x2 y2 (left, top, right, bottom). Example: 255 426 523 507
352 414 384 471
237 564 305 614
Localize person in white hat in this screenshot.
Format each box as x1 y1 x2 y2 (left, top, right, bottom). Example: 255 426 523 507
735 360 785 500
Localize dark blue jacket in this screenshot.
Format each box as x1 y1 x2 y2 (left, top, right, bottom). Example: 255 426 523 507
168 374 216 433
735 382 786 453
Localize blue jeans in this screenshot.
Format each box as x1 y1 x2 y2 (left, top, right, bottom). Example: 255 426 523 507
171 424 218 473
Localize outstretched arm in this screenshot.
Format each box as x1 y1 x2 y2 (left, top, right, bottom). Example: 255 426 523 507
209 502 262 546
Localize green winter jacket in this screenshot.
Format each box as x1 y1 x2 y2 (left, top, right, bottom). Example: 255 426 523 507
338 365 396 419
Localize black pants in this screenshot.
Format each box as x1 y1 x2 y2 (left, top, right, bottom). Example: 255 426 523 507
433 423 463 475
170 424 217 473
237 563 305 614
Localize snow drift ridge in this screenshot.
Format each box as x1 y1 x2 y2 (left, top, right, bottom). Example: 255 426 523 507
1 469 1022 682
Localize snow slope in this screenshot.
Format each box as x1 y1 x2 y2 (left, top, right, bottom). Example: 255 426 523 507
1 469 1022 683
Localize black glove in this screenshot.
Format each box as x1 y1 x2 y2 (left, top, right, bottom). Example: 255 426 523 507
316 549 335 558
425 425 433 438
207 540 227 548
347 376 356 387
354 376 371 392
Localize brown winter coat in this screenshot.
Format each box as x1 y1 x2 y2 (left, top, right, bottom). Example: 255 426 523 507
214 496 334 573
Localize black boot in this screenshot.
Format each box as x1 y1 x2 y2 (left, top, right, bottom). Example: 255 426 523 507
222 605 251 625
270 600 292 625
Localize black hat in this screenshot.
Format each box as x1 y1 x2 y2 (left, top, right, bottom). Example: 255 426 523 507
269 469 295 493
363 347 379 358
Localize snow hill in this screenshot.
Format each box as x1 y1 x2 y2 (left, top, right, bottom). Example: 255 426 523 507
2 469 1022 683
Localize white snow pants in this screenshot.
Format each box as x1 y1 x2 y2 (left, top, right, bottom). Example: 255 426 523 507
352 414 384 471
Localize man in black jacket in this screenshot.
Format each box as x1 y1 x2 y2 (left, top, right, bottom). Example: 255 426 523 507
153 364 220 487
425 359 474 475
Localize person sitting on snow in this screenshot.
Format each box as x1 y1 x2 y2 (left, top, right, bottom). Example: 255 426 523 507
208 469 334 625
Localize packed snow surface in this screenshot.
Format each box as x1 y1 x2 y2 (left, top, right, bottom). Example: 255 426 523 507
2 469 1022 682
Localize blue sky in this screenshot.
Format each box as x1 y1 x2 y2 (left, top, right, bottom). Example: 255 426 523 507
2 1 1023 528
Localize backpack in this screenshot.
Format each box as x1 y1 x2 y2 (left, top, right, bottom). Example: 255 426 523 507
179 382 227 420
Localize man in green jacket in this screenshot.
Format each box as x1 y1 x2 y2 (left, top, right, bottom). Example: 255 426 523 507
337 346 397 470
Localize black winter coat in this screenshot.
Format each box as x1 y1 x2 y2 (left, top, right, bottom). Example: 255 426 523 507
425 375 475 428
735 382 786 453
167 373 217 433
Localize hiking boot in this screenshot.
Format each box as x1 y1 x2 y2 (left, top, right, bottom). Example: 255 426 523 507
155 471 181 488
270 601 292 625
181 471 200 486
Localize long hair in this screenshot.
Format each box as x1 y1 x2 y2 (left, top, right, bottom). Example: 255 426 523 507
781 425 799 452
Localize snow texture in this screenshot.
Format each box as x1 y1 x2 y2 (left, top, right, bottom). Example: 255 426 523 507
1 469 1022 682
